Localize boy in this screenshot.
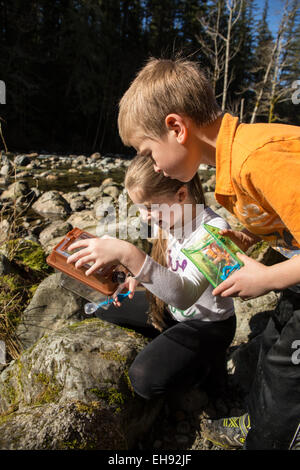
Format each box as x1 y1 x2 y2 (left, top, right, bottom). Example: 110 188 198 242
118 57 300 450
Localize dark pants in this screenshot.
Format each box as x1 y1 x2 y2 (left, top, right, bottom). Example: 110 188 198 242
95 297 236 400
128 315 236 400
245 288 300 450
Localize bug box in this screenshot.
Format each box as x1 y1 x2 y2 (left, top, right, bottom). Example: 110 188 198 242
46 227 129 299
181 224 244 288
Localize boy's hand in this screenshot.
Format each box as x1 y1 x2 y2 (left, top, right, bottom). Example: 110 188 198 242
112 276 139 307
219 229 260 252
213 252 270 300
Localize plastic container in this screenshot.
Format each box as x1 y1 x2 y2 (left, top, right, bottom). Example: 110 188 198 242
46 227 129 296
181 224 244 288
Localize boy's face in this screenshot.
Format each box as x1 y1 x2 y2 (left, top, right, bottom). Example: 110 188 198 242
133 124 201 183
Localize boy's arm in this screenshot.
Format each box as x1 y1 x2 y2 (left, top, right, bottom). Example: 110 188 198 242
213 252 300 300
214 140 300 300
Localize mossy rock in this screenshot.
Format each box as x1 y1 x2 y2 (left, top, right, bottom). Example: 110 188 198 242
0 318 163 449
3 238 50 274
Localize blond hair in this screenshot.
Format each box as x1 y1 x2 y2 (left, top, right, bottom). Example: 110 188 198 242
125 155 205 331
118 56 221 146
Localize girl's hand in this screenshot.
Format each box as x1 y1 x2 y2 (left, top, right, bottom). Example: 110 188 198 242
67 236 122 276
212 252 271 300
219 229 259 252
112 276 139 307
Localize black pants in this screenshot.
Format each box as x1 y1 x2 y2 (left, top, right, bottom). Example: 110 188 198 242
95 297 236 400
245 288 300 450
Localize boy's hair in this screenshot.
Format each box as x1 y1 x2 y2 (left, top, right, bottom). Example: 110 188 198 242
125 154 205 331
118 56 221 146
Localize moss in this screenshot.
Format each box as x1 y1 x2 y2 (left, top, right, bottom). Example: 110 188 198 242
33 372 62 405
5 239 50 273
248 241 269 259
90 387 125 413
74 400 101 415
0 407 18 426
67 318 100 330
1 369 19 407
59 437 98 450
123 369 135 396
99 349 127 363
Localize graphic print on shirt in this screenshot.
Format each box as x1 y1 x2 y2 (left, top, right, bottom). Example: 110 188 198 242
167 250 187 272
232 199 300 258
167 250 195 318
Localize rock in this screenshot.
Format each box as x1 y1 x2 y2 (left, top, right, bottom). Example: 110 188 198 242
213 206 243 231
101 184 121 200
0 219 10 244
63 192 90 212
0 181 32 201
203 174 216 192
0 155 14 177
39 220 73 253
232 291 280 345
204 191 221 211
0 318 163 449
32 191 71 217
66 210 99 233
90 152 101 160
247 241 286 266
16 272 85 350
81 186 104 203
14 155 31 167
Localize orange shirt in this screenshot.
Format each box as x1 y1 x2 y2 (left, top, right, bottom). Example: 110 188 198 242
215 113 300 258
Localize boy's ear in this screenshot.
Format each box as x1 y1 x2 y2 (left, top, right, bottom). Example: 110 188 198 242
165 114 188 144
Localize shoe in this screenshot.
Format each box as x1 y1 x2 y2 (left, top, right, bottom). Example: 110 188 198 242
201 413 250 449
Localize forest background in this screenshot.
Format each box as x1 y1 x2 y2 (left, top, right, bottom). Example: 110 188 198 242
0 0 299 156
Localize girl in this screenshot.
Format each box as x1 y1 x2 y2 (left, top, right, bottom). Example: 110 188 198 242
67 155 236 400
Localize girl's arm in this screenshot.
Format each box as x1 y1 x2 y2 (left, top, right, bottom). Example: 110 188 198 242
67 237 208 310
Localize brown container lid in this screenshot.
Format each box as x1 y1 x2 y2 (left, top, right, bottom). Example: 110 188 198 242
46 227 128 296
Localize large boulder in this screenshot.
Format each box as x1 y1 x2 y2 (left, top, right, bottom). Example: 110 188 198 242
0 318 163 450
32 191 71 217
16 273 85 350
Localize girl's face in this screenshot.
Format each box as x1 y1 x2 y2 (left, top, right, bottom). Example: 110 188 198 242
128 186 190 231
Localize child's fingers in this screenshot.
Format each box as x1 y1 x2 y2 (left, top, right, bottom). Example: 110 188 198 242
85 260 102 276
75 254 97 269
128 278 138 297
68 240 92 251
67 248 91 264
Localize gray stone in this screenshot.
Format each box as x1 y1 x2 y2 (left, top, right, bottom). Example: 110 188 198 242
0 318 163 450
232 291 279 345
16 272 85 350
32 191 71 217
63 192 89 212
14 155 31 167
39 220 73 254
0 181 31 201
66 210 99 233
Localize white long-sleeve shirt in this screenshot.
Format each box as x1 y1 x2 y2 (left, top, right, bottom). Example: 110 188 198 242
134 206 235 322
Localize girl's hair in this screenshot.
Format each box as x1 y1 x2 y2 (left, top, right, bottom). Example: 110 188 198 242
125 155 205 331
118 55 221 147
